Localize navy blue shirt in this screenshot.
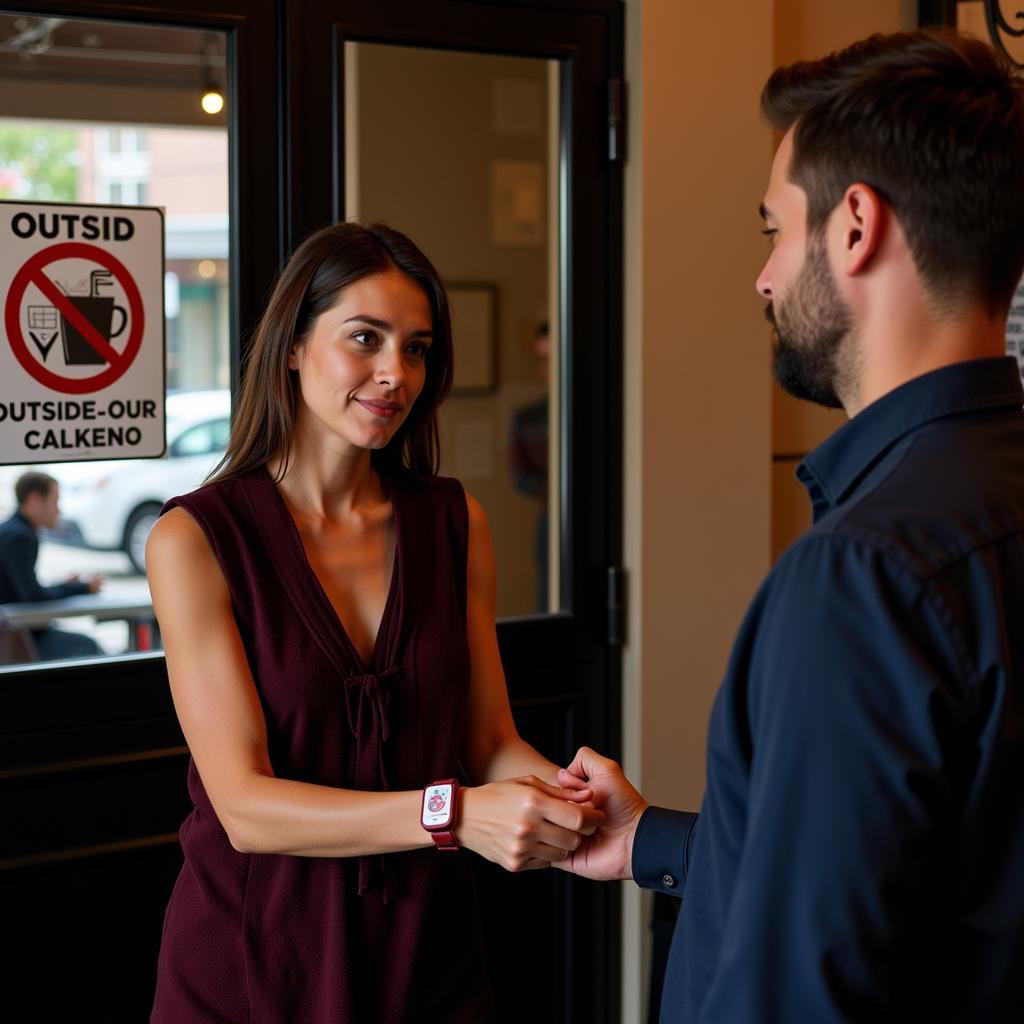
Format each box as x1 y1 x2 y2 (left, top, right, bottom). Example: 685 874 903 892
0 510 90 604
633 358 1024 1022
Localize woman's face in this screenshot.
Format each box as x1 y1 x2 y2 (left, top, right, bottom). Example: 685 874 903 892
288 268 434 455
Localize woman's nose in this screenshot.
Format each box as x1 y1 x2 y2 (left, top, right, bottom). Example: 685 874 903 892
374 344 405 388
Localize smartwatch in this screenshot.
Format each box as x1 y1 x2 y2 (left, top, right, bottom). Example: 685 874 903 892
421 779 459 851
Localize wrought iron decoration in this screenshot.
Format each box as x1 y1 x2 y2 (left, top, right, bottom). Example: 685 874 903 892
985 0 1024 68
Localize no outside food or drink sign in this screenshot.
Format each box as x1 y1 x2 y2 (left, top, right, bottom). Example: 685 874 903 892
0 200 165 465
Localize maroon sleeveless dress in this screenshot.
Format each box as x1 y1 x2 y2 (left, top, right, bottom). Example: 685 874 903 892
151 467 494 1023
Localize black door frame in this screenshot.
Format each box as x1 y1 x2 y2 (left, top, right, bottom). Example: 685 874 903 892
289 6 624 1018
0 2 623 1020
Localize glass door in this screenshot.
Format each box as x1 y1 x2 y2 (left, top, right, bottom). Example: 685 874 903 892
290 2 624 1020
344 41 563 617
1 2 623 1020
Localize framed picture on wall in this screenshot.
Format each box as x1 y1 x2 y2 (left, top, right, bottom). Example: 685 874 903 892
449 282 498 394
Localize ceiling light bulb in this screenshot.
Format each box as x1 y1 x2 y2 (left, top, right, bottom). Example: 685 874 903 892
201 90 224 115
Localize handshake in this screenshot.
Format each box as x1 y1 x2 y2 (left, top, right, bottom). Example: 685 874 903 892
460 747 649 881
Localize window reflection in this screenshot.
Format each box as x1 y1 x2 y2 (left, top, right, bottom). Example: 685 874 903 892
0 14 230 668
345 43 562 617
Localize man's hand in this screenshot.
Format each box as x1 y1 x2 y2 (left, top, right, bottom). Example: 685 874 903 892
64 573 103 593
554 746 649 881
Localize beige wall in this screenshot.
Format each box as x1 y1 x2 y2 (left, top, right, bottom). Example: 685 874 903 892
620 0 774 1017
775 0 920 64
622 1 920 1019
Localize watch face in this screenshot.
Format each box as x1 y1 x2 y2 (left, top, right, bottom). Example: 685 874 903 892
422 783 454 828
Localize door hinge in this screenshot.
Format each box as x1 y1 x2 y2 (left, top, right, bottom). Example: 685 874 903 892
607 565 626 646
607 78 626 163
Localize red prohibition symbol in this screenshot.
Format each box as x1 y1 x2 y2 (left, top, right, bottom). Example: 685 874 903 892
4 241 145 396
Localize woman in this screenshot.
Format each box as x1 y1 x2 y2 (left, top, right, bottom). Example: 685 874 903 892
148 222 600 1022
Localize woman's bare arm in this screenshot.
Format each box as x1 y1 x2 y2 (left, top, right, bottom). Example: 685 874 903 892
149 503 598 869
148 506 431 857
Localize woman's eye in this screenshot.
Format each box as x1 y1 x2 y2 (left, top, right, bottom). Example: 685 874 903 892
407 342 431 358
352 330 376 346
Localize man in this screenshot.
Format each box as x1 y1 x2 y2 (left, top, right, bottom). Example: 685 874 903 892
0 470 103 660
559 29 1024 1021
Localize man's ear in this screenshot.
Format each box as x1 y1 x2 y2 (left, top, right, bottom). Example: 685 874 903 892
835 182 885 276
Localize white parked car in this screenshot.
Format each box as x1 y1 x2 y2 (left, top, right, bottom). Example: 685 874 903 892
45 389 231 573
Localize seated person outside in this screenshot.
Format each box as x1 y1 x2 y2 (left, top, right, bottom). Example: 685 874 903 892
0 471 104 661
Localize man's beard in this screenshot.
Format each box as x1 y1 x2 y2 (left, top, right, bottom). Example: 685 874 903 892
768 233 855 410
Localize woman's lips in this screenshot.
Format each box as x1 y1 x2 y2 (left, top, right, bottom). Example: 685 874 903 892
356 398 402 418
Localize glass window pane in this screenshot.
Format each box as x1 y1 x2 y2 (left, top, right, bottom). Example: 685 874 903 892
0 12 230 668
345 42 562 617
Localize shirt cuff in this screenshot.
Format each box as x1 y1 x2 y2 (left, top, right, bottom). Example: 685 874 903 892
631 805 698 898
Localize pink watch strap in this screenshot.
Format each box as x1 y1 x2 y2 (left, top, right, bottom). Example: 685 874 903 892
430 830 458 851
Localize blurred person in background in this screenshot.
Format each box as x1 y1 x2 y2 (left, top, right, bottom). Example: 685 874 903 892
0 470 103 659
509 320 551 610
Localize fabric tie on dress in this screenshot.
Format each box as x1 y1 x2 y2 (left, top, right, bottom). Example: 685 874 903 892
343 665 403 899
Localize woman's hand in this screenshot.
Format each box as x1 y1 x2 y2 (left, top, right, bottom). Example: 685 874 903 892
459 776 604 872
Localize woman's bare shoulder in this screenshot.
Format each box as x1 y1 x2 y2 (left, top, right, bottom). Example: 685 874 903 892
463 490 489 530
146 506 222 588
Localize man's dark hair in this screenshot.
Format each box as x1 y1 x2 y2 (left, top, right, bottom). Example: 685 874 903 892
15 471 57 506
762 28 1024 315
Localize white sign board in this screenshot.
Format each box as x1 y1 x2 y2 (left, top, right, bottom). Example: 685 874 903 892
0 200 165 465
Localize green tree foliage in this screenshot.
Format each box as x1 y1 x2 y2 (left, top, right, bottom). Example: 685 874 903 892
0 123 80 201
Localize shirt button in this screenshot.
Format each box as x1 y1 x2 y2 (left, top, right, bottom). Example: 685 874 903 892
662 874 676 888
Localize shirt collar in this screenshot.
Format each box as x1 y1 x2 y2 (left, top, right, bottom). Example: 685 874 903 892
796 357 1023 520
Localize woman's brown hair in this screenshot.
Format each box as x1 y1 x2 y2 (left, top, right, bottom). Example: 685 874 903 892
208 221 454 484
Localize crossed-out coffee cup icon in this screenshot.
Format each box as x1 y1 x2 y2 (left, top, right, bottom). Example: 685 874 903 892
59 269 128 365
